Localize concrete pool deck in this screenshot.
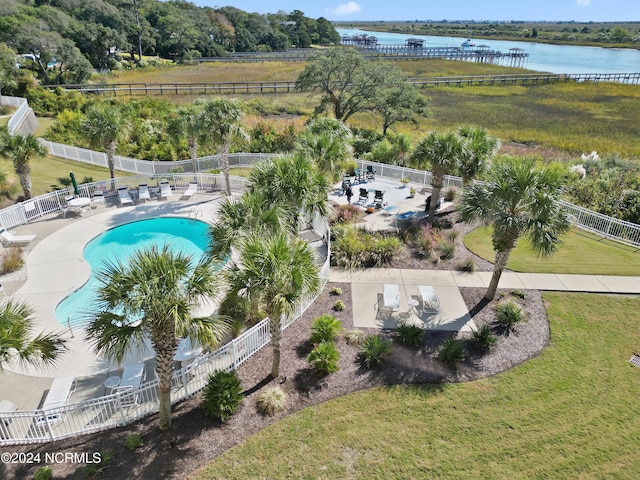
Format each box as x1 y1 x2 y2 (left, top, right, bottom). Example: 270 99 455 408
5 194 225 379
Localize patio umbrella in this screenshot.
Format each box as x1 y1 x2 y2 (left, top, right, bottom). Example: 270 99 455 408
69 171 80 196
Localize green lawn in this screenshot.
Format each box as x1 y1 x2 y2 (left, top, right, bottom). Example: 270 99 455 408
464 226 640 276
194 293 640 479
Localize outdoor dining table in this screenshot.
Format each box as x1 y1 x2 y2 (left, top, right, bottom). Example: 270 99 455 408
68 197 91 214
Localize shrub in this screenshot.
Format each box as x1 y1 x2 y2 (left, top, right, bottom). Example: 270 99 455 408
344 329 366 346
456 257 476 272
331 225 402 268
307 341 340 374
436 241 456 260
333 203 363 224
415 225 440 258
471 325 497 353
333 300 346 312
255 386 287 416
331 286 343 295
445 229 459 242
496 300 524 332
311 314 343 343
396 322 424 347
124 433 143 451
438 337 466 368
202 370 243 422
34 466 53 480
444 186 457 202
1 247 24 274
511 290 526 299
360 334 393 367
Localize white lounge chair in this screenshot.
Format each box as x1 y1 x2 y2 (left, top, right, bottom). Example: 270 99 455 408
159 181 172 200
180 182 198 200
117 187 133 206
418 285 440 312
37 376 75 424
0 228 36 246
91 190 105 208
138 183 151 202
383 283 400 309
114 363 146 406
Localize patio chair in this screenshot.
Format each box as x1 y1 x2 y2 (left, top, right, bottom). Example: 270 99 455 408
114 363 146 407
376 283 400 318
36 376 75 424
138 183 151 202
354 168 365 184
117 187 133 206
160 181 173 200
374 190 385 208
180 182 198 200
91 190 105 208
366 165 376 181
418 285 440 312
358 187 369 204
0 228 36 246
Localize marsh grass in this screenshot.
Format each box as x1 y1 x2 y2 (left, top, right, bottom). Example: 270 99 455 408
194 293 640 479
464 226 640 276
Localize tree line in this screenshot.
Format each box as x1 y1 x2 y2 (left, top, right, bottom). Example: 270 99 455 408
0 0 340 88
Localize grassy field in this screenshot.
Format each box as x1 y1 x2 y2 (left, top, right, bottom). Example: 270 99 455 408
98 60 640 158
464 226 640 276
194 292 640 479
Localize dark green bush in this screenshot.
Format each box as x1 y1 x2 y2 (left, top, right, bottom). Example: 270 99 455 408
438 337 466 368
396 322 424 347
496 300 524 333
311 314 343 344
202 370 243 422
360 334 393 367
124 433 143 451
436 241 456 260
307 341 340 374
471 325 497 353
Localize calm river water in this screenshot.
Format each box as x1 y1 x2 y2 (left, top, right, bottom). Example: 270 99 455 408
336 28 640 74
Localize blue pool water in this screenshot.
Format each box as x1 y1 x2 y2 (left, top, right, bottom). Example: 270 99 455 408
55 217 211 328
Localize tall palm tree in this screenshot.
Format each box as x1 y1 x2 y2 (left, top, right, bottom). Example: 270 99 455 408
457 125 499 186
0 299 67 370
208 190 296 261
198 99 247 196
85 245 229 430
458 158 570 301
166 103 204 172
295 117 353 182
226 233 321 378
81 103 127 181
247 154 331 230
0 128 47 200
410 131 464 224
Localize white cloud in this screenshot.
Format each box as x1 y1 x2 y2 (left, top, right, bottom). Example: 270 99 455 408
576 0 592 6
331 2 362 16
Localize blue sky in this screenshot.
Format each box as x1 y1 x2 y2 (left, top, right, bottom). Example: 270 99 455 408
192 1 639 22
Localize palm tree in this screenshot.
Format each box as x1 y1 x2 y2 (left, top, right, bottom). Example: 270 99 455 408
458 158 570 301
208 190 296 261
198 99 247 196
226 233 321 378
81 103 127 181
410 131 464 224
0 129 47 200
166 103 203 172
0 299 67 370
295 117 353 182
457 126 499 186
85 245 229 430
247 154 331 230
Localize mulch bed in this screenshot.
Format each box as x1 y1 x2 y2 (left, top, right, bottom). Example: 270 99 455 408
3 216 551 480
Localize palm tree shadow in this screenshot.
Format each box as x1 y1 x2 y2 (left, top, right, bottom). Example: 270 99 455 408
242 375 275 396
469 297 491 318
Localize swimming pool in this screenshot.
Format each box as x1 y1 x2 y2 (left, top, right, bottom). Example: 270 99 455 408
55 217 211 328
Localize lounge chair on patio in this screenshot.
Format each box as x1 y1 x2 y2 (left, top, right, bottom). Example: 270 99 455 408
180 182 198 200
358 187 369 204
36 376 76 424
418 285 440 312
114 363 146 407
117 187 133 206
376 283 401 318
138 183 151 202
366 165 376 181
91 190 105 208
160 181 173 200
0 228 36 246
374 190 385 209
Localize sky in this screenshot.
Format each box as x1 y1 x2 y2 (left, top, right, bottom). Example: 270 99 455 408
193 1 639 22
